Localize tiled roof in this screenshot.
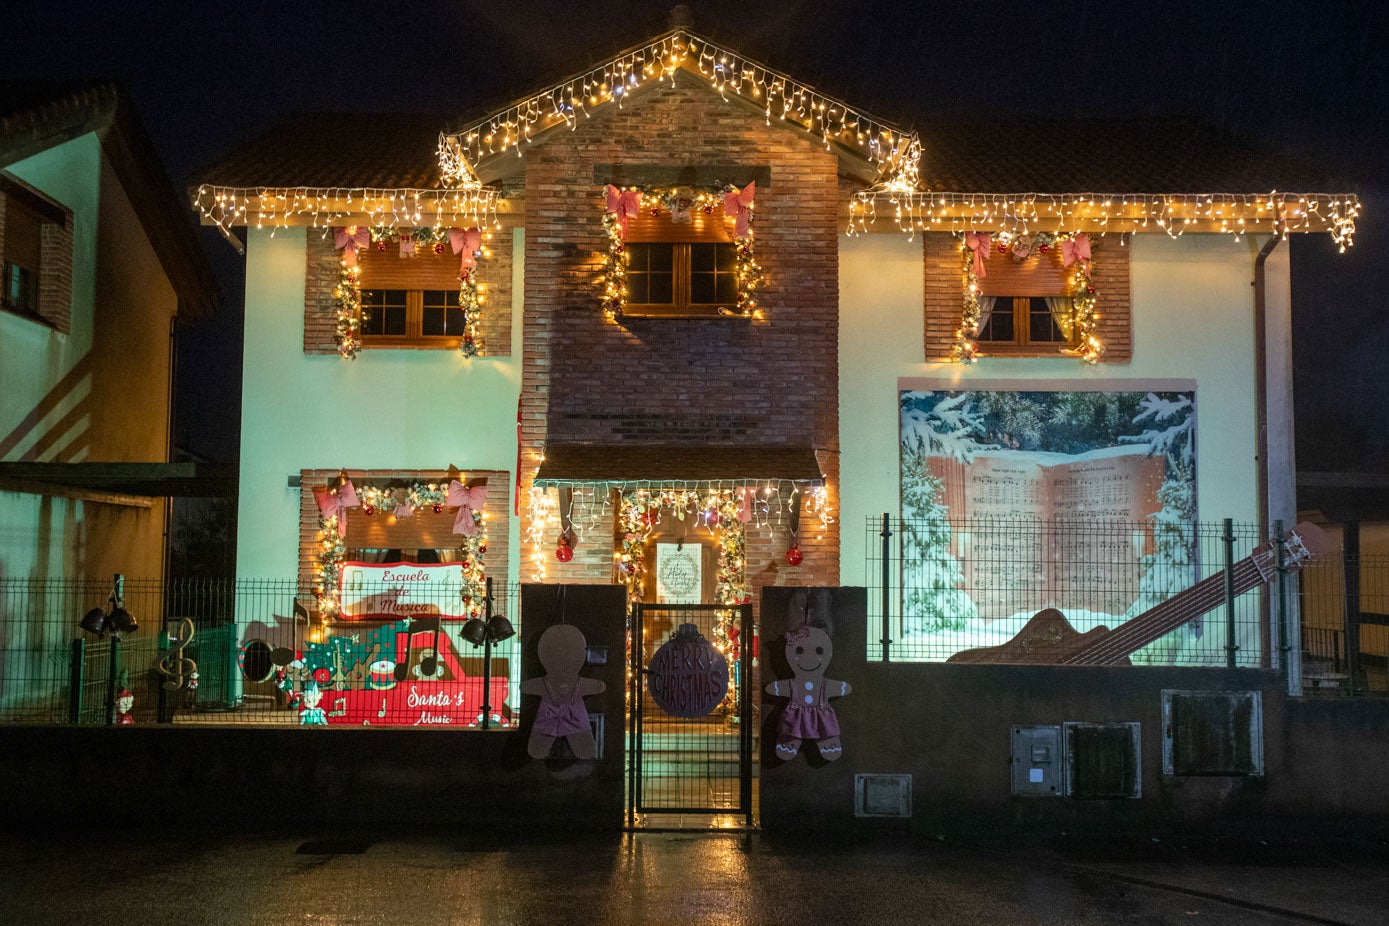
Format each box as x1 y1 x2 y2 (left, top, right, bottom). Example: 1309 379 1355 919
0 81 122 161
534 444 824 486
197 110 1333 196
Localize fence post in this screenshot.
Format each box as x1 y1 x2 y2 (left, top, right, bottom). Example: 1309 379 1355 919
105 637 121 725
880 513 892 662
480 577 493 731
68 638 85 723
1222 518 1238 669
1273 519 1289 681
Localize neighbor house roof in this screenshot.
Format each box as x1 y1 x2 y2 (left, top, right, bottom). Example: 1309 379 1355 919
1 80 216 315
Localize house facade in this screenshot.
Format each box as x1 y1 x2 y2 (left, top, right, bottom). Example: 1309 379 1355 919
0 83 215 583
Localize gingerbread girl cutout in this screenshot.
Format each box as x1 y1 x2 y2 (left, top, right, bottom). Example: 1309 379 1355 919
765 625 851 762
521 624 605 760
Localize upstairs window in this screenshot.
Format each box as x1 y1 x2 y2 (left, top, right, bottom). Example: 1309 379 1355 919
974 242 1077 354
355 245 466 347
1 177 68 328
622 211 739 318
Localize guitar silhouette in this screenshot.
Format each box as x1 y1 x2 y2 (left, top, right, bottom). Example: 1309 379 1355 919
947 522 1329 666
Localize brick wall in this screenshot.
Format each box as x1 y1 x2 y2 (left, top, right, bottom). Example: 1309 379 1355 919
298 468 511 590
923 233 1132 362
303 221 515 356
519 80 843 604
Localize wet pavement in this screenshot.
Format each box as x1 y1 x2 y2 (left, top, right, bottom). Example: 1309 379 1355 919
2 830 1385 925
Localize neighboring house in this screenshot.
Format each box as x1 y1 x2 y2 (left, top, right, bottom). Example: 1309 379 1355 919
0 82 217 583
195 23 1355 680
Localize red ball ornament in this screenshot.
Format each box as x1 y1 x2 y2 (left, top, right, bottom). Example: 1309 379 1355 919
312 667 331 685
432 503 443 513
785 544 803 566
363 505 375 516
377 241 387 252
649 207 660 217
556 542 574 563
1086 285 1096 294
1039 244 1050 253
479 543 487 554
434 242 446 254
997 241 1008 253
703 204 714 214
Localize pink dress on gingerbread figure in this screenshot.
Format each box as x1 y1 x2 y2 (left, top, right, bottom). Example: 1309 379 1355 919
521 624 605 760
765 625 851 762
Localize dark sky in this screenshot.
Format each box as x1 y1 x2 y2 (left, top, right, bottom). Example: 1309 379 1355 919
5 0 1386 470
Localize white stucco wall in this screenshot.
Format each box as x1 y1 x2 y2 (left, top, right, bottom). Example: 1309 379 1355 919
838 231 1292 587
235 226 525 588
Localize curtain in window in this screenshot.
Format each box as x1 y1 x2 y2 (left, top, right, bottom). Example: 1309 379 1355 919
1045 296 1074 339
975 296 998 334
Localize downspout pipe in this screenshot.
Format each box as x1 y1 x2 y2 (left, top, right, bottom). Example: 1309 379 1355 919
1253 229 1283 671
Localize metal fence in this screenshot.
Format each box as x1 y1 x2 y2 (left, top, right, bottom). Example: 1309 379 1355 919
867 515 1287 667
1298 553 1389 696
0 577 523 727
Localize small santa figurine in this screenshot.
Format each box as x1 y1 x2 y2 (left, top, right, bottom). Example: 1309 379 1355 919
114 686 135 725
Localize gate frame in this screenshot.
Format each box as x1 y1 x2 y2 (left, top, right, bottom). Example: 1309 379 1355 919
627 601 754 827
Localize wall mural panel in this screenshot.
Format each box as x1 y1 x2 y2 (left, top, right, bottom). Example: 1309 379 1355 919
898 386 1199 663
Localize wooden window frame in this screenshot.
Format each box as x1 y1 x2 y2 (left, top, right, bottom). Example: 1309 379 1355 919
622 211 740 319
358 287 465 348
976 295 1077 355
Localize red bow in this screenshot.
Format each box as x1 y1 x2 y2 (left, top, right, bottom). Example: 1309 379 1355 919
449 227 482 274
333 226 370 268
446 480 487 536
605 185 642 239
313 480 359 537
1060 233 1092 267
965 232 992 279
723 181 756 237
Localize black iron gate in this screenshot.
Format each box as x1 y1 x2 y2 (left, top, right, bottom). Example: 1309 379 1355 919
628 602 753 826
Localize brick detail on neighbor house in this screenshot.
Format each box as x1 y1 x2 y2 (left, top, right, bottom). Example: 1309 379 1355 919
298 468 511 591
923 232 1132 362
303 223 515 356
519 81 843 606
0 189 74 334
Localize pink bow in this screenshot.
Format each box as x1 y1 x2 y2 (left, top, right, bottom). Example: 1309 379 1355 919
396 503 414 518
446 480 487 536
737 488 754 524
1060 233 1092 267
333 226 370 268
605 185 642 239
723 181 756 237
965 232 992 278
449 227 482 273
313 480 359 537
399 236 415 257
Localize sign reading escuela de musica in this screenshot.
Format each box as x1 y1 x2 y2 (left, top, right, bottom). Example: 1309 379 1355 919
339 562 468 621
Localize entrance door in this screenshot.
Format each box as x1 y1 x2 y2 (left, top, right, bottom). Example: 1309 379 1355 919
628 602 753 826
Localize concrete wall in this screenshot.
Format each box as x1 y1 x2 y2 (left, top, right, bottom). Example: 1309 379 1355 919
760 587 1389 839
234 226 526 585
0 132 176 582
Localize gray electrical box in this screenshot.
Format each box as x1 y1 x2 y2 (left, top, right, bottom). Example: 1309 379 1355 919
1010 725 1063 796
854 774 912 817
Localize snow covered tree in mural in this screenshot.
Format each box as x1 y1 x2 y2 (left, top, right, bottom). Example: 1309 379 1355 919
899 393 991 632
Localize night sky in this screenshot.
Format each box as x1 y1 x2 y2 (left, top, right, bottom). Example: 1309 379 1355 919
5 1 1385 472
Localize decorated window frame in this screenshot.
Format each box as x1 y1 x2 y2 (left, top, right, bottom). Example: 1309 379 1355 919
331 225 491 359
953 231 1101 364
600 182 763 320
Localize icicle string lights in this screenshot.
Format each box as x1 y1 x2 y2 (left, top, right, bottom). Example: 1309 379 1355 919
437 28 919 187
849 190 1360 248
193 185 501 234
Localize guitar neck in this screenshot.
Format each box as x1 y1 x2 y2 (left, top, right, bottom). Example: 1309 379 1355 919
1062 557 1267 666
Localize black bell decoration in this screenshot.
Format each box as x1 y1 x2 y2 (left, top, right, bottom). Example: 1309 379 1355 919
79 607 108 636
461 617 488 648
486 614 516 643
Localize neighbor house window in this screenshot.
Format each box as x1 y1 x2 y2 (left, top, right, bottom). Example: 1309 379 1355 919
1 174 70 330
623 211 738 317
355 246 465 347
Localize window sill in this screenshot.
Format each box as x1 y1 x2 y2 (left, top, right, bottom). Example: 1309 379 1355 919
620 304 748 319
0 300 58 331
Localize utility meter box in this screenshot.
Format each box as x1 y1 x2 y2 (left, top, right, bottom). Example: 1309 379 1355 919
1010 725 1063 797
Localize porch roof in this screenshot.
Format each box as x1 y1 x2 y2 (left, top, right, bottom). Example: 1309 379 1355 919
533 444 823 489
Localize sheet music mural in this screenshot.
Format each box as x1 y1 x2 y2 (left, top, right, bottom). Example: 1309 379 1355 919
899 388 1198 662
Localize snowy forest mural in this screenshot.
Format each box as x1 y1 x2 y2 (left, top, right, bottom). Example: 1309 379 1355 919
899 387 1211 664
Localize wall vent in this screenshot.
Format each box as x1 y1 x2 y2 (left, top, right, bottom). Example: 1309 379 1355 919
1064 722 1141 799
854 774 912 817
1162 690 1263 776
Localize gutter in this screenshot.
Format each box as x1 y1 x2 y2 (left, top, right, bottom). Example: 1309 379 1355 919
1252 230 1283 543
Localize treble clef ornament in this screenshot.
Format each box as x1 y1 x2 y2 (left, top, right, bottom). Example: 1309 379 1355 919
157 617 199 690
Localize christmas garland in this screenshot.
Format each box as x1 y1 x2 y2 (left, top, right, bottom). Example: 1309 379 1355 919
332 227 487 359
953 231 1103 364
600 184 763 320
616 488 749 657
314 480 489 623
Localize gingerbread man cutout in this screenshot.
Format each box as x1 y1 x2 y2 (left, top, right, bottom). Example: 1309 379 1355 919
765 625 851 762
521 624 605 760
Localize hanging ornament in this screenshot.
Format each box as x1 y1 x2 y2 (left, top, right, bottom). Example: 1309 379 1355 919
785 542 803 567
556 541 574 563
433 503 444 514
434 242 446 254
363 505 375 516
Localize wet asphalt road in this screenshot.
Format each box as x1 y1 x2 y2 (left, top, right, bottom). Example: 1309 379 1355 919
2 830 1385 925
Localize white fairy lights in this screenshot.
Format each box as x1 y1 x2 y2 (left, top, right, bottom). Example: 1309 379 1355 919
192 185 501 235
